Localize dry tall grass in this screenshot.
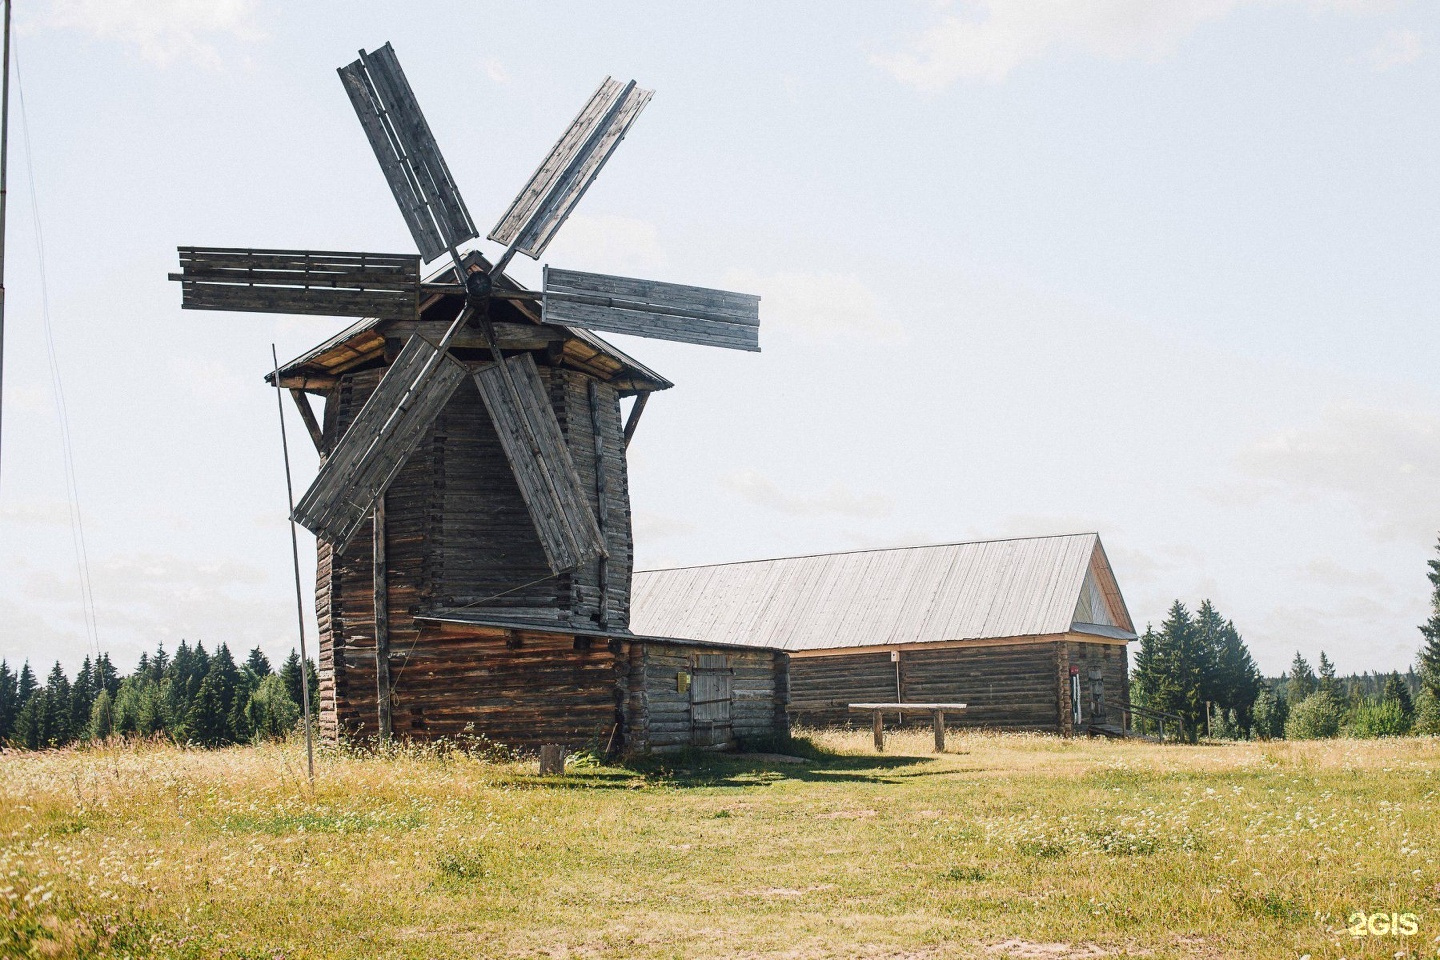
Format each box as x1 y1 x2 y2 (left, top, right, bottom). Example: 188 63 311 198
1 730 1436 958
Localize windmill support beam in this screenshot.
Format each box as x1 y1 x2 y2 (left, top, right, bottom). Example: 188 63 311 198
289 389 324 453
587 381 609 627
373 497 392 742
622 391 649 448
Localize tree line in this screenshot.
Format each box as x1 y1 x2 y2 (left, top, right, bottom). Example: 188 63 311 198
1131 537 1440 740
0 641 317 749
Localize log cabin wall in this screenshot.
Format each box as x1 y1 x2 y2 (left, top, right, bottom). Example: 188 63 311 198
390 628 618 746
628 643 787 754
314 354 639 742
552 370 633 629
431 371 565 620
316 366 441 739
786 640 1078 732
1066 639 1130 730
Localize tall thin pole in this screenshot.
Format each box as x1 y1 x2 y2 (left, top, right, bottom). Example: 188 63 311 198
0 1 12 493
272 344 315 782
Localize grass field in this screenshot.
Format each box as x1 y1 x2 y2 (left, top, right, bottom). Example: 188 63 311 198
1 730 1437 959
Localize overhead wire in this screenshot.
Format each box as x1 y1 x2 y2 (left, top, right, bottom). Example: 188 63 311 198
14 37 101 660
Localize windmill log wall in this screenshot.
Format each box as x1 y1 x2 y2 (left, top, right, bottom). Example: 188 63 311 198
785 636 1130 734
310 351 769 751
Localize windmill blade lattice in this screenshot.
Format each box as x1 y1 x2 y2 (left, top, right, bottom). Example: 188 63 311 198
170 40 762 582
473 354 605 572
293 332 468 549
339 43 477 264
543 267 760 352
489 77 653 261
171 248 421 321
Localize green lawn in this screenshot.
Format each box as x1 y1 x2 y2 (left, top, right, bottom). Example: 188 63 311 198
2 729 1437 958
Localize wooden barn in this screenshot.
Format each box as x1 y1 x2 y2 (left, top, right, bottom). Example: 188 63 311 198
269 253 787 754
630 533 1136 735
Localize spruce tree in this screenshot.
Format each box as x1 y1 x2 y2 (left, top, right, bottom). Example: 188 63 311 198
43 663 73 746
1193 601 1262 730
245 648 272 677
96 653 120 696
17 662 36 705
89 689 115 740
14 693 44 749
1382 672 1414 721
280 650 317 712
1419 535 1440 700
151 643 170 681
1130 602 1206 738
0 661 16 742
70 657 96 738
185 673 230 747
1317 652 1340 700
1285 653 1316 704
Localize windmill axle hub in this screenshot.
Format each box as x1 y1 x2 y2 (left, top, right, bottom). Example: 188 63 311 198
464 270 493 304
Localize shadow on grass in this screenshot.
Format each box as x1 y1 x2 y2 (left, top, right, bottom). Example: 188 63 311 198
517 742 968 790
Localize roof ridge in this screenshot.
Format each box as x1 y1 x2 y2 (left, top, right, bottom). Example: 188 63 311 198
635 532 1101 574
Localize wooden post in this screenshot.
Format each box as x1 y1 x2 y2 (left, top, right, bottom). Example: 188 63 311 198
872 709 884 752
932 709 945 753
539 744 566 775
587 381 609 627
288 389 324 453
373 497 392 742
622 391 649 448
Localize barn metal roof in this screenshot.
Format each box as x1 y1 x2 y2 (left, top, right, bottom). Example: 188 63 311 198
629 533 1135 653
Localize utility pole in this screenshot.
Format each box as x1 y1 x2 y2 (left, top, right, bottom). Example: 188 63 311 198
273 345 315 783
0 0 13 493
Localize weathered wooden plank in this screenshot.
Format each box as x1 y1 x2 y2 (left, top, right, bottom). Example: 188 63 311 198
587 380 610 628
289 389 324 453
294 334 466 548
490 79 651 259
546 268 761 322
373 496 392 741
173 247 420 320
472 354 603 574
544 268 760 351
339 44 476 262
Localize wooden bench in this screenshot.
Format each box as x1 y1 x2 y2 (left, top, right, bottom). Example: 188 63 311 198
849 703 968 753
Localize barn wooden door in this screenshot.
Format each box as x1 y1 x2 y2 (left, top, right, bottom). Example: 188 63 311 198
690 654 733 747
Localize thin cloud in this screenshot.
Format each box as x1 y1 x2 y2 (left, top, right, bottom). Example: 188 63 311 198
633 512 697 541
723 269 899 342
542 214 667 276
41 0 262 68
1362 29 1422 71
723 469 893 519
1234 404 1440 541
483 58 512 85
875 0 1392 89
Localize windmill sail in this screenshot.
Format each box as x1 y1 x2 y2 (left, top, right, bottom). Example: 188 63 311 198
488 78 652 261
171 248 420 320
339 43 477 263
473 354 604 574
543 267 760 352
293 334 466 548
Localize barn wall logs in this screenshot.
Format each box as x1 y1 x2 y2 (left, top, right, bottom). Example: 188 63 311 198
786 651 896 727
787 641 1071 732
388 629 616 747
633 644 785 753
1066 639 1131 731
312 349 777 749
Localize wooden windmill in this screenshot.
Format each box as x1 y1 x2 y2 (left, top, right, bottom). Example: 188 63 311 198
169 44 774 749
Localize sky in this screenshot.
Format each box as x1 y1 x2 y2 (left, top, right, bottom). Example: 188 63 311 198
1 0 1438 678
